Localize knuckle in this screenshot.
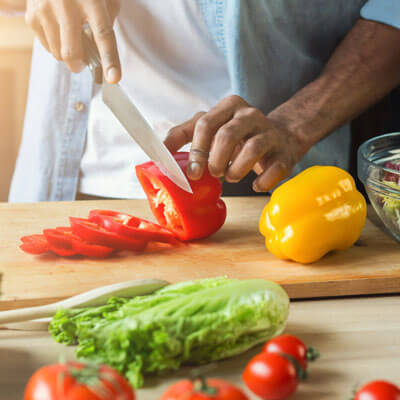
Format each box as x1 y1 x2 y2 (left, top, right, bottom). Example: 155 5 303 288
193 111 206 119
215 129 233 146
93 23 114 39
245 137 265 156
238 107 262 119
25 12 36 27
196 116 211 131
227 94 244 105
247 107 263 118
36 1 51 17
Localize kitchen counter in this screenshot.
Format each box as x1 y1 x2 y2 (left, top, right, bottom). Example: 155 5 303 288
1 294 399 399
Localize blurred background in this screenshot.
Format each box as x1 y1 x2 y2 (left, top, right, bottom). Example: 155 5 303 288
0 15 33 201
0 16 400 202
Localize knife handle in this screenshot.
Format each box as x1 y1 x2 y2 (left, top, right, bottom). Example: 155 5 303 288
82 25 103 84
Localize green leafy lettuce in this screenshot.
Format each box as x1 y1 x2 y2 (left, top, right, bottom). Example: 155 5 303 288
382 180 400 226
49 277 289 388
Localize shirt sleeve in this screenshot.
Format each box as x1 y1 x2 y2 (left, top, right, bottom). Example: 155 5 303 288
361 0 400 29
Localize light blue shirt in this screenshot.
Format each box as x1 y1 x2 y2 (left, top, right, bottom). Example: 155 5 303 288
9 0 397 202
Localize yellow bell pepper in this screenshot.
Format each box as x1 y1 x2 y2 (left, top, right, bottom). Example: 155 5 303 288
259 166 367 264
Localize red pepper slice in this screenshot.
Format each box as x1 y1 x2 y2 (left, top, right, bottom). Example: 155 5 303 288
20 234 50 255
43 228 114 258
69 217 146 251
48 244 78 257
88 210 177 243
136 152 227 241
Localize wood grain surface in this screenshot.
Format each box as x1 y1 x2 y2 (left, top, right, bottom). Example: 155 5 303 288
1 295 399 400
0 197 399 310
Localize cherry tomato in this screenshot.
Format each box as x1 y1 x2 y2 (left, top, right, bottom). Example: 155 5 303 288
243 352 298 400
160 378 249 400
263 334 318 370
24 362 135 400
354 380 400 400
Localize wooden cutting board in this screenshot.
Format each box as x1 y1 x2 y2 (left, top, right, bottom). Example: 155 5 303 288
0 197 399 310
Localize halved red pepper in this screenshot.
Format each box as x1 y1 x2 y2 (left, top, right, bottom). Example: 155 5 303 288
88 210 177 243
69 217 146 251
136 152 227 241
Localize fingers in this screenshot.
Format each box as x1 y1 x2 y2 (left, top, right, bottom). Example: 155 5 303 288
253 159 288 192
86 0 121 83
208 111 263 179
57 2 85 72
188 95 247 180
164 112 205 153
25 8 50 52
224 133 269 182
40 9 61 60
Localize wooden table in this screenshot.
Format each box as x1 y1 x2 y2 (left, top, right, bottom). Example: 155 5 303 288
1 295 399 400
0 198 399 398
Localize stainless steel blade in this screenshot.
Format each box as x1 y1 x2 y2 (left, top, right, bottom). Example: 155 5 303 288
102 82 192 193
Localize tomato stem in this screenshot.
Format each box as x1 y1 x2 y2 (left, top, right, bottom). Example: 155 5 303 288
190 369 218 396
306 346 320 362
280 353 308 381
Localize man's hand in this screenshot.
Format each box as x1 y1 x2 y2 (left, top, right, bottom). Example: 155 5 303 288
164 95 310 192
166 19 400 193
25 0 121 83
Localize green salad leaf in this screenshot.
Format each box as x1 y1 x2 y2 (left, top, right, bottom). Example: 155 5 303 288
382 180 400 229
49 277 289 388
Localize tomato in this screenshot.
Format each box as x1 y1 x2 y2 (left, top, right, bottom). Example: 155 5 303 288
136 152 226 241
263 334 318 370
354 380 400 400
20 234 50 255
160 378 249 400
243 352 298 400
89 210 177 243
70 217 146 251
24 362 135 400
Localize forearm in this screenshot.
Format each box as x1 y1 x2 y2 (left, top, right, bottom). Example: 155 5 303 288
0 0 25 13
268 19 400 151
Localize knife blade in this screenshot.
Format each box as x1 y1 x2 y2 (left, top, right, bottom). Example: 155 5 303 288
102 83 192 193
82 28 192 194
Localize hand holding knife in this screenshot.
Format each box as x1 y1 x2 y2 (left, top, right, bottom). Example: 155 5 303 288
82 27 193 194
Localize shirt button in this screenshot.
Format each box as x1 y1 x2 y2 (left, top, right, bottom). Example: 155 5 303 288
74 102 86 112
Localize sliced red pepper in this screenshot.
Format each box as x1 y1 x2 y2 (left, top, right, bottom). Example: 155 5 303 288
88 210 177 243
136 152 227 241
44 228 114 258
20 234 50 255
69 217 146 251
48 244 78 257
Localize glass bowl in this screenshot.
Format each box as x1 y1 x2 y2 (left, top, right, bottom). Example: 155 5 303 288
358 132 400 242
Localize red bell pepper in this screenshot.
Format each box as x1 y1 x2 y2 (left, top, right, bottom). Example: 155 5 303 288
88 210 177 243
69 217 146 251
44 228 114 258
136 152 227 241
20 234 51 255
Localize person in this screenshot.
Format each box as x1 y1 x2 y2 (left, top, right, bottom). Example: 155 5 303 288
2 0 400 202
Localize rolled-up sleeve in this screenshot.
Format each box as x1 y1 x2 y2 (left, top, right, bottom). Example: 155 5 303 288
361 0 400 29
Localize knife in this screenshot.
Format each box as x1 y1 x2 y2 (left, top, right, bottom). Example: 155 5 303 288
82 28 193 194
